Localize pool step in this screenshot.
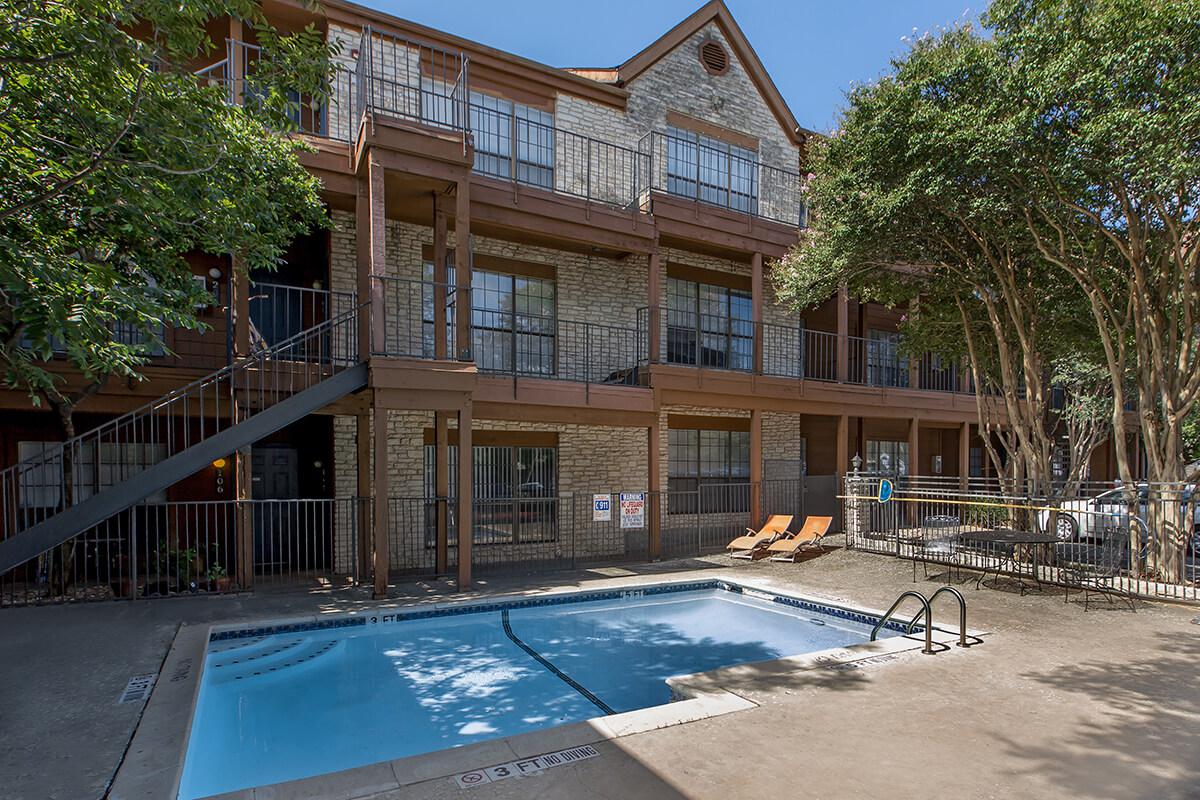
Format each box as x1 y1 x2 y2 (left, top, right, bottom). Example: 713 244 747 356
211 638 342 684
211 637 307 670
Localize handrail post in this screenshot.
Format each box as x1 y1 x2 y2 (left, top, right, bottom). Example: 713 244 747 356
871 590 935 655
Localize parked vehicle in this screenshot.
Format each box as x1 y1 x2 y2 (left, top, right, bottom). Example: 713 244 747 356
1040 484 1200 550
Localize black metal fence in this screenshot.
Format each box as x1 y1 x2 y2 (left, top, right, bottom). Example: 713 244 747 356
386 477 841 578
844 474 1200 603
0 498 364 607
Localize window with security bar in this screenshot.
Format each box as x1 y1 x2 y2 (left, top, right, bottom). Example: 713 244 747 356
17 441 168 508
422 443 558 544
665 277 753 371
667 428 750 514
457 90 555 190
665 125 758 213
865 440 908 476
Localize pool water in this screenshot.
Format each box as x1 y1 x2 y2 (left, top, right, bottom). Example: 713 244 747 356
179 585 897 798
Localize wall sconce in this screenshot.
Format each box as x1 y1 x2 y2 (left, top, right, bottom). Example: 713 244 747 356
213 457 227 496
208 267 223 280
212 458 227 469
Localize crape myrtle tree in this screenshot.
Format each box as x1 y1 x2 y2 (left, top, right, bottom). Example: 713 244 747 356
0 0 334 439
774 25 1110 505
0 0 334 590
777 0 1200 580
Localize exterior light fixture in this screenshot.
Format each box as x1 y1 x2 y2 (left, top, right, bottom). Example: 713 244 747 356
212 458 227 469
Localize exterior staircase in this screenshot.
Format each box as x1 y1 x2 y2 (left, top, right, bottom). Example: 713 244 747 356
0 305 367 576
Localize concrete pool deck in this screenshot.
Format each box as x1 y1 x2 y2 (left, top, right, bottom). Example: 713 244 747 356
3 548 1199 800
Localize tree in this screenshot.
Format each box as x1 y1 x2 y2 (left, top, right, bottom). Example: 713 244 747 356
0 0 335 441
778 0 1200 580
774 25 1108 500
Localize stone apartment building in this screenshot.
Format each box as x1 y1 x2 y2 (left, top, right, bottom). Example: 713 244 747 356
0 0 1128 603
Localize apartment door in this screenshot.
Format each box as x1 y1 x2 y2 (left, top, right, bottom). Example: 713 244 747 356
251 445 299 574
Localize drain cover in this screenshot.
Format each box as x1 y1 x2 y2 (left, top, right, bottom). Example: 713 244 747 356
118 673 157 705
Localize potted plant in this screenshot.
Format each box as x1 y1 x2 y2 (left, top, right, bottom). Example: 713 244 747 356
206 563 232 592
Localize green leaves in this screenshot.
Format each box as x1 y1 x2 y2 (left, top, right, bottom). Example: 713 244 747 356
0 0 333 405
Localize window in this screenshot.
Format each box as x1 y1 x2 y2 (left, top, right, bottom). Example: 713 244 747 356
668 428 751 513
865 440 908 475
423 442 558 544
867 330 908 387
666 277 753 370
466 91 555 189
969 446 984 478
421 263 556 374
17 441 167 508
665 125 758 213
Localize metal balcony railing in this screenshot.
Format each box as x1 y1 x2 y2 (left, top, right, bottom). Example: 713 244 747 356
470 103 650 209
373 276 643 385
638 131 807 227
354 26 469 136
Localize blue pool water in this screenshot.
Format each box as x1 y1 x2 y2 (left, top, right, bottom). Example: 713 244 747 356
179 584 898 798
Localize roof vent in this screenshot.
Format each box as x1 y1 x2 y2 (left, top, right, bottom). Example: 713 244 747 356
699 39 729 76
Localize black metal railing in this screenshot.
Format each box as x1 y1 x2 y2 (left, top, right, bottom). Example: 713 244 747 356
638 130 807 227
355 26 469 135
0 497 366 606
470 103 650 208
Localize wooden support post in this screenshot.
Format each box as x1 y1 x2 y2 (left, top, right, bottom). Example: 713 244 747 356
648 417 661 560
235 448 253 590
433 192 448 360
371 400 389 598
229 18 244 106
367 159 387 356
434 411 449 574
836 414 849 478
356 411 371 580
836 282 849 382
647 248 661 363
751 252 764 374
908 417 920 478
456 402 473 588
454 181 471 360
750 408 763 526
958 422 971 490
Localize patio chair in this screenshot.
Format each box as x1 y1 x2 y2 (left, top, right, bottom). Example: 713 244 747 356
727 514 794 560
914 515 961 584
1056 525 1136 612
765 516 834 562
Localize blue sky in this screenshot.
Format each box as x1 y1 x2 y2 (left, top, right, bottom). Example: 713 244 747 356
371 0 980 132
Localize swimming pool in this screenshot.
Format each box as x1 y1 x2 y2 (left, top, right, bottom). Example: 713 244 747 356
178 581 910 799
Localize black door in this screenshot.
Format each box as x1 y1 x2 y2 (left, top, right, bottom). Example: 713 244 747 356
251 446 299 575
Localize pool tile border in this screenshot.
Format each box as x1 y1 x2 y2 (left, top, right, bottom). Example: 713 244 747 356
206 579 916 644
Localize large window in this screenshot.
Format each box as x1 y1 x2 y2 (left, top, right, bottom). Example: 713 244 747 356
423 442 558 544
467 91 555 189
865 440 908 475
668 428 751 513
422 263 556 375
17 441 167 508
666 277 753 370
665 125 758 213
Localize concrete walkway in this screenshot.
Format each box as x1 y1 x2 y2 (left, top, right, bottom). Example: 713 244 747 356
2 549 1198 800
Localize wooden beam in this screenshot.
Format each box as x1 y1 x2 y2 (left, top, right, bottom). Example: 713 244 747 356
456 401 473 589
433 192 448 360
455 180 472 360
648 417 661 560
837 414 849 478
435 411 449 574
356 412 371 580
836 282 848 383
367 158 387 355
751 252 764 375
958 421 970 490
750 408 763 527
908 417 920 477
372 400 390 598
647 248 661 362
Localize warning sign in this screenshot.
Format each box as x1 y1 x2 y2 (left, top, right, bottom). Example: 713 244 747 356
619 492 645 529
453 745 600 788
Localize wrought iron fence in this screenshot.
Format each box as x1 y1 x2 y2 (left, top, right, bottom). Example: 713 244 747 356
0 498 364 607
844 474 1200 603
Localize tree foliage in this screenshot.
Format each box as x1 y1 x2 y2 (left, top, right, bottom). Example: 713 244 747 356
0 0 335 432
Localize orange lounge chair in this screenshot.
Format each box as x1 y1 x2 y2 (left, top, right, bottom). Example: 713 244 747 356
727 515 794 560
765 516 833 562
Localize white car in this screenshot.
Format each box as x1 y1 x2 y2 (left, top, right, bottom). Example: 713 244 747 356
1041 484 1200 547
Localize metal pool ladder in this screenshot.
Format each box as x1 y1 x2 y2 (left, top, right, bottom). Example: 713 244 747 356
869 587 972 655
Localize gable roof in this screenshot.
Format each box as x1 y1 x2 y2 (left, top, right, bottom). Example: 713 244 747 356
603 0 815 143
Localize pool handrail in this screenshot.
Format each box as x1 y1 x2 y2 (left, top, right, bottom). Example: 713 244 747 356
870 590 935 655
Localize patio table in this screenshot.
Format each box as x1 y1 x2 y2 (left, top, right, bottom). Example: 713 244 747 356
960 529 1059 595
